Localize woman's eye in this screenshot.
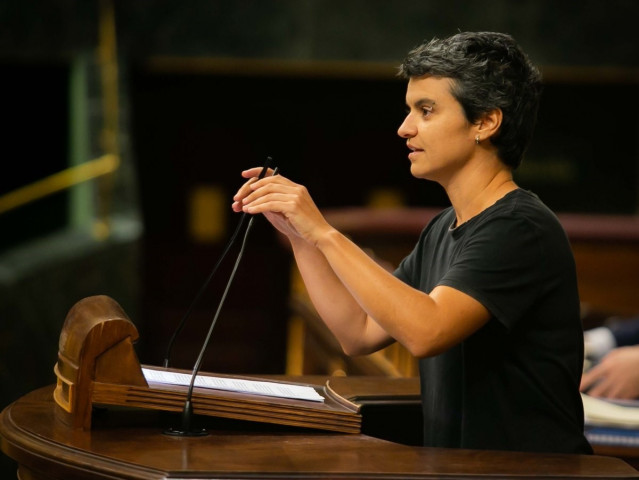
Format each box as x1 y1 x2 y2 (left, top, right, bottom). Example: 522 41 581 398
422 107 433 117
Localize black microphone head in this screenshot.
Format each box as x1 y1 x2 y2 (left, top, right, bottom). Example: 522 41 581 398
258 156 274 179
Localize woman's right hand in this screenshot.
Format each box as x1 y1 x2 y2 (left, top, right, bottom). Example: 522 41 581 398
232 167 333 247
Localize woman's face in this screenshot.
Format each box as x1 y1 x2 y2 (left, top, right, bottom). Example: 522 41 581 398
398 76 476 184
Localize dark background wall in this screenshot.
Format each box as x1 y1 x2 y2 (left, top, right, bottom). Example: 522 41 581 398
0 0 637 475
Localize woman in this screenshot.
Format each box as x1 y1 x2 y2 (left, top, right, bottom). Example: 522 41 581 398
232 31 591 454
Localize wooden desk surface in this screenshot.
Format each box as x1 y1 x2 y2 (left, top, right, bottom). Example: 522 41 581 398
2 385 638 480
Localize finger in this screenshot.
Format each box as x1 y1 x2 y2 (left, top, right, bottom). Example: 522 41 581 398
242 193 293 215
580 365 605 391
587 379 613 398
242 178 297 206
231 200 244 213
250 172 291 191
585 367 621 398
233 168 266 204
241 167 267 179
235 169 284 201
243 187 310 221
233 167 284 215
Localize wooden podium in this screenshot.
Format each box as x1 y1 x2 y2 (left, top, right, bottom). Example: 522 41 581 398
52 295 362 434
1 295 639 479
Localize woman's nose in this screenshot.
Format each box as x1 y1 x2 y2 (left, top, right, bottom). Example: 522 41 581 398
397 114 415 139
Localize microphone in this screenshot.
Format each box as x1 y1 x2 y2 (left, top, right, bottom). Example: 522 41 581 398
162 156 273 369
163 159 277 437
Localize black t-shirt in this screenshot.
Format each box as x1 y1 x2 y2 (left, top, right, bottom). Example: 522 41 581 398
394 189 592 454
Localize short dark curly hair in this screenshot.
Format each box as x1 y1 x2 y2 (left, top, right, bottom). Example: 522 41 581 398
399 32 542 169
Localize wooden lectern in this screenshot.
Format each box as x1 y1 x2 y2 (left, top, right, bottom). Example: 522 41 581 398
2 295 639 479
52 295 362 433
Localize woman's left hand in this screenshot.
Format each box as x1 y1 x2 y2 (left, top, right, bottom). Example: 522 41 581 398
232 168 333 246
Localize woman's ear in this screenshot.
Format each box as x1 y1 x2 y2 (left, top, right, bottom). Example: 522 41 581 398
474 108 503 143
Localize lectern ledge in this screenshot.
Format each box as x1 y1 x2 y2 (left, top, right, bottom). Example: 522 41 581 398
52 295 361 433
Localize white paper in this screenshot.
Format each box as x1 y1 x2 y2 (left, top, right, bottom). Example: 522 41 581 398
582 393 639 427
142 368 324 403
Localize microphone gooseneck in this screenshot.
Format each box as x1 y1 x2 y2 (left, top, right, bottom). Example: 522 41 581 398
162 156 273 368
162 214 247 369
164 215 258 436
163 158 277 437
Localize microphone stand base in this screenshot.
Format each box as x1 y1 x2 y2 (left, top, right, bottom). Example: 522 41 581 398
163 427 209 437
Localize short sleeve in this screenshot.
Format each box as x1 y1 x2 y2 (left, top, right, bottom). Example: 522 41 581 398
394 243 419 287
393 209 452 291
439 215 545 330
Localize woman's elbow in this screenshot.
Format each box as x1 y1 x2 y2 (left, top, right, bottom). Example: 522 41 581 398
408 344 442 359
342 338 443 359
403 332 450 359
341 341 376 357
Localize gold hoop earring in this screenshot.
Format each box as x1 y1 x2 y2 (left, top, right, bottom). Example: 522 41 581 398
475 135 480 145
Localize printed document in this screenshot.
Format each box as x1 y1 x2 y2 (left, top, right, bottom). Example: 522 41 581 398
142 368 324 403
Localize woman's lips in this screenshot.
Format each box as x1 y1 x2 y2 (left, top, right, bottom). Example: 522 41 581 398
407 142 423 160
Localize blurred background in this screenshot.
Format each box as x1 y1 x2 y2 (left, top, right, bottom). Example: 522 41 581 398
0 0 638 474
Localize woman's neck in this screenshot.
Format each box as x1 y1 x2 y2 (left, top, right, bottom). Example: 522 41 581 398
444 159 518 227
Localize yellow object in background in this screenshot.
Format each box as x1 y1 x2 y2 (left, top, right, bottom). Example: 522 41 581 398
189 185 227 243
366 188 406 209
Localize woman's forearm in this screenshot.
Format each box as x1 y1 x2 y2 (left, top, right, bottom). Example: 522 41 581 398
290 236 394 355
